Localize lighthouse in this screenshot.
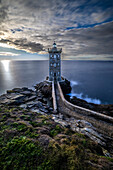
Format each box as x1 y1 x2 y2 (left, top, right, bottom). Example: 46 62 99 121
48 42 62 81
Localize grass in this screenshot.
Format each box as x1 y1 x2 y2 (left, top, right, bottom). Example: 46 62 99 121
0 105 113 169
50 125 63 137
0 136 43 170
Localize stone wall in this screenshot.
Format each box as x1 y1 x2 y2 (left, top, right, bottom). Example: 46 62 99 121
57 82 113 124
52 81 57 113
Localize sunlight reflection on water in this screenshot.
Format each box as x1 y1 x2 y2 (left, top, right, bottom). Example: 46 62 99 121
1 60 11 72
0 60 13 84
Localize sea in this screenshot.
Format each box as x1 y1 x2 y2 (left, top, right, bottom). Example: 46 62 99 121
0 60 113 104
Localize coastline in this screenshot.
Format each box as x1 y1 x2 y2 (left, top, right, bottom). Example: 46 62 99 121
0 79 113 169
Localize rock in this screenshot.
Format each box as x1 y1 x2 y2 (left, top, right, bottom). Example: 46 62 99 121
7 88 22 93
59 113 64 119
71 124 77 131
81 128 104 140
0 98 21 105
42 98 47 104
39 108 49 113
10 94 25 100
103 149 112 157
25 101 35 105
38 134 52 147
0 94 7 101
0 98 12 104
35 127 50 135
54 119 70 128
36 97 43 101
23 95 37 102
38 98 44 103
26 104 35 109
48 107 53 111
35 101 43 108
34 81 52 97
22 87 33 91
60 79 72 99
30 108 46 115
76 120 92 128
85 161 103 169
19 104 27 109
70 96 113 117
20 91 33 96
51 113 107 147
30 108 40 113
55 134 70 144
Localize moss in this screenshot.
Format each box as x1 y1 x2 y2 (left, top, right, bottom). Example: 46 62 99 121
0 105 113 170
106 157 113 162
0 124 10 131
30 121 40 127
100 156 113 162
25 129 39 138
42 119 51 125
64 128 73 135
20 115 31 121
0 136 44 170
0 136 88 170
82 139 87 146
50 125 63 137
12 122 27 132
75 132 86 138
0 115 7 121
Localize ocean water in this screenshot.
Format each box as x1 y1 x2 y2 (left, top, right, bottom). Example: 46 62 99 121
0 60 113 104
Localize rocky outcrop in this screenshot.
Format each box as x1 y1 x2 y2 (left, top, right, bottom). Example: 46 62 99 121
0 82 53 115
60 78 72 100
52 113 107 147
34 81 52 97
0 79 113 159
70 96 113 117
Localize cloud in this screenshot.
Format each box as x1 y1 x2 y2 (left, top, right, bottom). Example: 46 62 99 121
0 42 15 49
0 0 113 60
0 38 44 53
0 52 20 56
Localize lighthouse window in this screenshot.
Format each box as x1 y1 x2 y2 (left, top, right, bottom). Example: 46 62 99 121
51 63 52 66
58 72 59 75
51 72 52 74
54 55 56 59
58 63 59 66
54 63 56 67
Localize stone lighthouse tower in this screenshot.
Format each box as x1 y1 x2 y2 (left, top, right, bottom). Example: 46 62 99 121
48 42 62 81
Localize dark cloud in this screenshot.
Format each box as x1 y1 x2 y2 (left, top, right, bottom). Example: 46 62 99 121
0 0 113 59
0 0 8 24
0 38 44 53
12 39 44 53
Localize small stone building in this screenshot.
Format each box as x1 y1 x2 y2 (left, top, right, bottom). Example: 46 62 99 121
48 42 62 81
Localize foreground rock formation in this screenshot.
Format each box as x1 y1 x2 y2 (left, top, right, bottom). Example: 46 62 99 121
0 79 113 169
0 105 113 169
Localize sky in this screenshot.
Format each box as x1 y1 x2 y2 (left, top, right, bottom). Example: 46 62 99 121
0 0 113 60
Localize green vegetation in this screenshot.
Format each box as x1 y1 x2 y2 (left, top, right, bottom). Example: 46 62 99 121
50 125 63 137
0 105 113 170
0 136 43 169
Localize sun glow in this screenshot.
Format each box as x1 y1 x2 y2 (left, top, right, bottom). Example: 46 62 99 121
0 43 15 49
1 60 11 72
